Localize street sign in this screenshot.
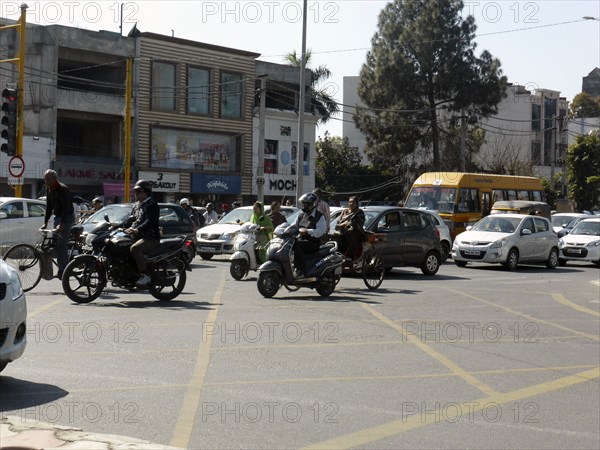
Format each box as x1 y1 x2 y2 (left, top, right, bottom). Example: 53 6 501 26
8 176 23 186
8 155 25 177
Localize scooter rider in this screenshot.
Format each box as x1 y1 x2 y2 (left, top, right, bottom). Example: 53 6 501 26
293 192 327 277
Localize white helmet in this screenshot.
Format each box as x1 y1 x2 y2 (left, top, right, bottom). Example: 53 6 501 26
180 198 190 206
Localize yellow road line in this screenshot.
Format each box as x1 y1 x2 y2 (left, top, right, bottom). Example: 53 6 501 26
551 293 600 318
27 299 63 318
302 367 600 450
445 287 600 341
360 303 498 397
170 274 225 448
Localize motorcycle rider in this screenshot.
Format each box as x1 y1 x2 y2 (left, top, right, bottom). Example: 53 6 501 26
180 198 203 229
123 180 161 287
92 197 104 211
292 192 327 277
204 202 218 225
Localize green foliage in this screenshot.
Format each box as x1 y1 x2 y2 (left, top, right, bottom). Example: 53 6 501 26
567 133 600 210
569 92 600 118
540 177 559 209
354 0 507 172
284 49 340 124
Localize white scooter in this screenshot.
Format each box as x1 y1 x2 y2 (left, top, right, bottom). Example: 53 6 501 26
230 223 262 280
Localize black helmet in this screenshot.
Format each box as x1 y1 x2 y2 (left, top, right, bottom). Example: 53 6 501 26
92 197 103 204
299 192 318 214
206 202 215 210
133 179 152 195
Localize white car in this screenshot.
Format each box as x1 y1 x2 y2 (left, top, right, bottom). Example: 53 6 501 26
420 209 452 262
452 213 559 271
196 205 298 259
559 218 600 266
551 213 589 234
0 258 27 373
0 197 47 255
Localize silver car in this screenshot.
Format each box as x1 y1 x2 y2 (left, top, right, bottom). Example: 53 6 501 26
420 209 452 262
0 197 47 255
452 214 559 271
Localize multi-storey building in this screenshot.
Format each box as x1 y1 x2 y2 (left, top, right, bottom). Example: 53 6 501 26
0 19 134 199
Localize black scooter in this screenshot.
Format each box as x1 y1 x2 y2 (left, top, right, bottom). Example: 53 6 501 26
257 223 344 298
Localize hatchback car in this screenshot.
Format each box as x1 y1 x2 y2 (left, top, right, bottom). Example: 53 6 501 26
196 205 298 259
558 218 600 266
0 197 47 254
551 213 589 234
81 203 197 262
331 206 443 275
0 258 27 373
417 209 452 261
452 214 559 270
556 215 595 238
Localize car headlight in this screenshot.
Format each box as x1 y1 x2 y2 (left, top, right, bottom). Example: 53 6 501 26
558 239 565 248
10 270 24 300
490 238 507 249
585 240 600 248
222 232 238 240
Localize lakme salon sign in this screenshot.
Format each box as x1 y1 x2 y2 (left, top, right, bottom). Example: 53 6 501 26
138 171 180 193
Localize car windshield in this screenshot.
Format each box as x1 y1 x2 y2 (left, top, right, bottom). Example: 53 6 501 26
551 215 578 228
569 221 600 236
404 187 457 214
218 208 255 224
471 216 521 233
83 205 132 225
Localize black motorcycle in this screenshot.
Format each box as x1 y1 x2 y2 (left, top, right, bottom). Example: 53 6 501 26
61 227 191 303
257 223 344 298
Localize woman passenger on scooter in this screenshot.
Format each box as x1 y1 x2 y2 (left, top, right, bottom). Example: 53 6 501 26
251 201 274 263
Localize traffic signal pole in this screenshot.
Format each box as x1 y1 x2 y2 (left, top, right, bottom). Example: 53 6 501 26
0 4 28 197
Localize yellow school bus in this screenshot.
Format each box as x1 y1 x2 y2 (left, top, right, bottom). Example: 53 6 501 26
404 172 545 238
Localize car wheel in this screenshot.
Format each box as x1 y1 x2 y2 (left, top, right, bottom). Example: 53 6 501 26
199 253 214 260
440 241 450 262
504 249 519 271
454 260 468 267
558 258 567 266
545 248 559 269
421 251 440 275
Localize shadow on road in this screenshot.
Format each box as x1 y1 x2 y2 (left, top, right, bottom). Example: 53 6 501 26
0 377 68 412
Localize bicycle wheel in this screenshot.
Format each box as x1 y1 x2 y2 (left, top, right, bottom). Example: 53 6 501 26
3 244 43 292
362 249 384 290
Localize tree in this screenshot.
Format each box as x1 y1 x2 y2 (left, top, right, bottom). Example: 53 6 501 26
354 0 507 172
567 132 600 210
284 49 339 124
569 92 600 118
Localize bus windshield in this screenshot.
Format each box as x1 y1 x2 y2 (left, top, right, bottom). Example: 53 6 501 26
404 187 457 213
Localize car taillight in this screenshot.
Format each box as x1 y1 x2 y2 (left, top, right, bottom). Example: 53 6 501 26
435 228 440 240
185 239 192 247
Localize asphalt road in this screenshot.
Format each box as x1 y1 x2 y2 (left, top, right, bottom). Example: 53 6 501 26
1 255 599 449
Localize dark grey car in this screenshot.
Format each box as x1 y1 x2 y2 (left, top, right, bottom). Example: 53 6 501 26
331 206 443 275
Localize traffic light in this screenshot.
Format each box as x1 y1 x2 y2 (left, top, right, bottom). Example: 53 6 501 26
1 88 18 156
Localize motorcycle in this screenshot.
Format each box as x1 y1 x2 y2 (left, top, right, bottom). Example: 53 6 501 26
61 227 192 303
230 222 262 280
256 223 344 298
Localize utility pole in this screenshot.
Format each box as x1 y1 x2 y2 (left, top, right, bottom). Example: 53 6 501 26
550 115 556 191
460 108 466 171
257 75 267 202
295 0 308 202
124 58 132 203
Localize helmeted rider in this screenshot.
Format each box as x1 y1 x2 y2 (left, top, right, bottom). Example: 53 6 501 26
292 192 327 277
92 197 103 211
123 180 160 287
204 202 218 225
180 197 202 229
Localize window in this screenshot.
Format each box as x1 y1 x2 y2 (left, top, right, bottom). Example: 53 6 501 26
221 72 242 118
188 67 210 115
402 212 425 231
27 202 45 217
458 188 480 212
1 201 24 218
517 190 529 200
531 191 542 202
521 218 535 233
152 62 177 111
534 218 549 233
506 190 517 201
531 104 541 131
264 140 278 174
531 142 541 165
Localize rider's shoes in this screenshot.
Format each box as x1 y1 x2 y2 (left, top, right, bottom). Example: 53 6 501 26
293 269 304 279
56 271 63 280
136 274 151 287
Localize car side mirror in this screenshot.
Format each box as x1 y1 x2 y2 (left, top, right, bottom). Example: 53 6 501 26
562 224 567 228
521 229 532 235
104 214 110 222
466 226 472 231
0 211 7 219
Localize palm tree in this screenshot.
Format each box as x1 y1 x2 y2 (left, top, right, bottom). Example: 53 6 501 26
284 50 339 124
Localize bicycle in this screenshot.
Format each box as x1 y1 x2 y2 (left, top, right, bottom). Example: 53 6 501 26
3 227 83 292
333 231 385 290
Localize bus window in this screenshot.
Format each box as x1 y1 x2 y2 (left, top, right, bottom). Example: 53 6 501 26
458 188 480 212
492 190 504 202
531 191 542 201
404 187 456 213
506 190 517 201
517 190 529 200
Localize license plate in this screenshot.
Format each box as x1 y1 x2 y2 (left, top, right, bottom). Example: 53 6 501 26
569 249 582 254
200 247 216 253
464 250 480 256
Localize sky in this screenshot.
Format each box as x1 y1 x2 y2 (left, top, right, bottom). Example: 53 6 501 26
2 0 599 138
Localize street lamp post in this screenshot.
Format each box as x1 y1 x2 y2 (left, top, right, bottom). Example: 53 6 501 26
295 0 308 203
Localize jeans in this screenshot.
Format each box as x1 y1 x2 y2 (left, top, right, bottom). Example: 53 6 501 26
53 216 75 273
